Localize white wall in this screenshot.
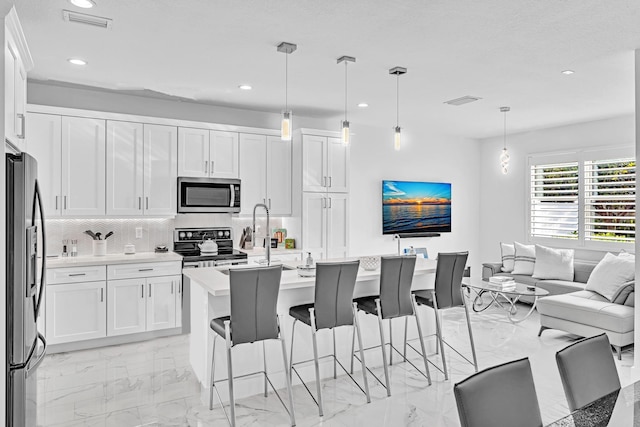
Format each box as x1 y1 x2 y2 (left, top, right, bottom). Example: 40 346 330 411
349 123 482 274
479 114 635 263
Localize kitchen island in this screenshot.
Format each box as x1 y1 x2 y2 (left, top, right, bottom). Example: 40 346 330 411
185 257 437 400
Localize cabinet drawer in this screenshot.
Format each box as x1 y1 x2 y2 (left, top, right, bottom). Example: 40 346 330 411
47 265 107 285
107 261 182 280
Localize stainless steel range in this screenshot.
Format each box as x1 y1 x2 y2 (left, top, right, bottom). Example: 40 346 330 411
173 227 248 268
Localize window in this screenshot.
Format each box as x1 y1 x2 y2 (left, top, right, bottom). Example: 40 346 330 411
529 148 635 247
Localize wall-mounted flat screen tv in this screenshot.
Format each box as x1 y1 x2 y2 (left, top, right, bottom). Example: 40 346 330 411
382 180 452 234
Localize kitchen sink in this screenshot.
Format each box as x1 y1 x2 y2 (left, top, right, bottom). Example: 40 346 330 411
218 264 296 275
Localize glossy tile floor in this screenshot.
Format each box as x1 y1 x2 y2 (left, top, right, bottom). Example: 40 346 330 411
37 304 635 426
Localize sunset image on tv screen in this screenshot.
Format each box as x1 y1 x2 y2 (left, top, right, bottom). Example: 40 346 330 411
382 180 452 234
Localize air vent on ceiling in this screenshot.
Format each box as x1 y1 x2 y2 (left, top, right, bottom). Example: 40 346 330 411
63 10 113 29
444 96 482 106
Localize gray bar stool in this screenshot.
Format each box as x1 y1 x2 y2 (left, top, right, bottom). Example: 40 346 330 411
351 255 432 396
209 265 296 427
288 260 370 417
410 252 477 380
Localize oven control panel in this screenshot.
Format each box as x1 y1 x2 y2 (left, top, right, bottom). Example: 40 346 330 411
174 228 232 242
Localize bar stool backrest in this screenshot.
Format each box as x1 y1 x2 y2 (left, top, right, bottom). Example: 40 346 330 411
229 265 282 345
434 252 469 309
379 256 416 319
313 260 360 330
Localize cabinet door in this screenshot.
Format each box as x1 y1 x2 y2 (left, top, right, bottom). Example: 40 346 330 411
239 133 267 215
210 130 239 178
106 121 144 216
175 278 183 329
327 137 349 193
178 127 209 178
146 276 178 331
61 117 106 216
13 60 26 148
45 282 106 344
26 113 62 216
143 124 177 216
107 279 146 336
326 194 349 259
266 136 292 215
302 135 327 192
4 39 16 145
302 193 327 260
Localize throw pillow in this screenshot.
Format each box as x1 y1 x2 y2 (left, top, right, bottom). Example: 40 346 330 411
512 242 536 275
532 245 574 281
611 281 634 305
500 242 515 272
585 253 635 301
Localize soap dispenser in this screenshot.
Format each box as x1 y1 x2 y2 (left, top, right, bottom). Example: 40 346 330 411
305 252 314 267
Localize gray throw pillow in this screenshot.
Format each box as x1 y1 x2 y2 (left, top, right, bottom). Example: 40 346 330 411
611 281 634 305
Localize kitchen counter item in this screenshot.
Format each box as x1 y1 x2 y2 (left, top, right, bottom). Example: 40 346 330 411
155 245 168 253
359 256 380 271
297 265 316 277
198 239 218 254
124 244 135 255
93 240 107 256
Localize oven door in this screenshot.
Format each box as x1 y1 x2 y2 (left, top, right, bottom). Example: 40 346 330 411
177 177 241 213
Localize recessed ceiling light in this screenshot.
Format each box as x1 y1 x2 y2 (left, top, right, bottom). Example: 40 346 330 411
357 102 368 108
68 58 87 66
561 70 575 75
238 84 252 90
69 0 95 8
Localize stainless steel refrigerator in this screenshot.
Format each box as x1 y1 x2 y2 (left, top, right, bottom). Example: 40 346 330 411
6 152 46 426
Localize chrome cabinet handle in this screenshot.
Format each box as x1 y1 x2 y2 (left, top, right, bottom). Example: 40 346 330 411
328 176 332 187
141 284 144 299
55 196 58 210
268 198 271 209
64 196 67 210
100 288 104 302
322 197 326 209
328 197 332 208
68 273 86 277
146 197 149 210
204 160 208 174
171 281 174 294
149 283 152 297
17 114 25 139
178 282 182 294
322 176 326 187
138 197 142 210
138 268 153 272
210 161 214 174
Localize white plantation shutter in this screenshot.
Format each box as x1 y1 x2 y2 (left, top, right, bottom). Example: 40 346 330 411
584 158 635 242
530 162 579 239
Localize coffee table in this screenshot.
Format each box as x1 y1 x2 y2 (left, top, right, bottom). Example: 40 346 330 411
462 277 549 323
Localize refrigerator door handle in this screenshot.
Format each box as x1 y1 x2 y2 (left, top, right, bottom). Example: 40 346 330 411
32 180 47 321
25 333 47 378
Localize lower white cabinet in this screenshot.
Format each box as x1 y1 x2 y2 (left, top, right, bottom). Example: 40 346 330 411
146 275 180 331
107 278 146 336
45 281 106 345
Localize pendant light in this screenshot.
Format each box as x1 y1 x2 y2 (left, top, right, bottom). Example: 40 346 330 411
277 42 297 141
337 56 355 145
389 66 407 151
500 106 510 174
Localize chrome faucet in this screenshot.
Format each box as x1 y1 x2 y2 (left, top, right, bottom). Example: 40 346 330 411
252 203 270 266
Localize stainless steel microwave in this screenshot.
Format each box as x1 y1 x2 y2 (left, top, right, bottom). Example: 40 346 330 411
177 177 241 213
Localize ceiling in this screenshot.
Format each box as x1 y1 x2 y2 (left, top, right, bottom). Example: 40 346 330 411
14 0 640 139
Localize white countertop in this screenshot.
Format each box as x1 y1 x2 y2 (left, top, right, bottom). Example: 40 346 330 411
184 257 437 296
46 251 183 268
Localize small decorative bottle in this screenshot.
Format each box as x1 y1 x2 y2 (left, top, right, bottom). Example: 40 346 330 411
71 240 78 257
61 239 69 257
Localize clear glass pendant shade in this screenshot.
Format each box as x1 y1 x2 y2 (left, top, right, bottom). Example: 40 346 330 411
500 147 510 174
281 111 292 141
394 126 401 151
342 120 350 145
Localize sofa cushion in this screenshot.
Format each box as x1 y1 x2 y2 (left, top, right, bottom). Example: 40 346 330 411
537 291 634 334
535 279 585 296
532 245 574 281
501 242 515 272
574 261 598 284
585 253 635 301
512 242 536 275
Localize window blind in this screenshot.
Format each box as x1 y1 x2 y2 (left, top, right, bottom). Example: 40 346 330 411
530 162 579 239
584 158 635 242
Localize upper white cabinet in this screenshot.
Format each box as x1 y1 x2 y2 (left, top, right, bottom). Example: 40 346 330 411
301 192 348 260
4 7 32 151
239 133 291 215
61 116 106 216
26 113 61 215
106 122 177 216
106 121 144 216
144 124 178 216
178 128 239 179
301 135 349 193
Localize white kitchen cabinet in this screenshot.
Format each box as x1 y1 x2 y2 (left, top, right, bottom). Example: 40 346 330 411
301 134 349 193
4 8 32 150
45 281 106 345
146 275 180 331
144 124 178 216
178 128 239 179
26 113 61 216
106 121 144 216
302 192 348 260
61 116 106 216
239 133 292 215
107 278 146 336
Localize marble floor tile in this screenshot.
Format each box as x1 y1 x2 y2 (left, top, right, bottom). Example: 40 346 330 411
37 303 636 426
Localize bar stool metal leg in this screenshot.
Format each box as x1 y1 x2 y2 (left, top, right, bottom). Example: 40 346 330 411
279 329 297 426
350 323 356 375
375 299 391 396
333 329 337 379
411 295 432 385
224 321 236 426
289 319 297 378
389 318 393 365
309 308 324 417
403 316 408 360
432 297 448 380
209 335 218 410
463 297 479 372
352 302 371 403
263 341 268 397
